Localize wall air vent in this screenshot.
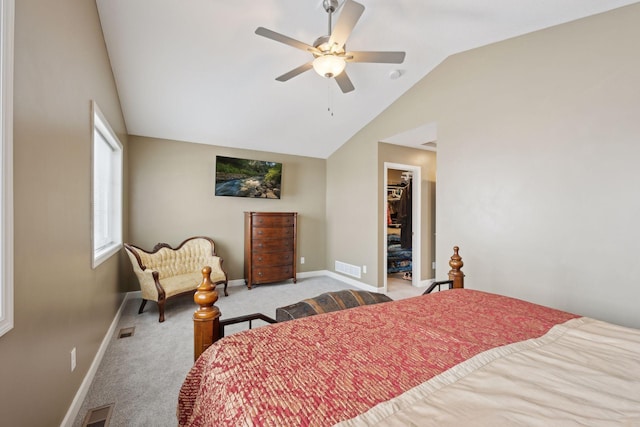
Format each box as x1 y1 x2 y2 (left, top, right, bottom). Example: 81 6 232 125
335 261 361 279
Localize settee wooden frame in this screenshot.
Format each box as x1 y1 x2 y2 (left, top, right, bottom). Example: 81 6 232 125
125 236 228 323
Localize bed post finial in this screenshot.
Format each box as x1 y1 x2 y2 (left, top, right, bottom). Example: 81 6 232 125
448 246 464 289
193 266 221 361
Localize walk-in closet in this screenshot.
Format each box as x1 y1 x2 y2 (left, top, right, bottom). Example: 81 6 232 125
386 169 413 287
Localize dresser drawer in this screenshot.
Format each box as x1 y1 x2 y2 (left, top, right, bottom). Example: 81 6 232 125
252 251 293 267
252 226 294 240
252 238 293 253
251 265 293 284
252 215 296 228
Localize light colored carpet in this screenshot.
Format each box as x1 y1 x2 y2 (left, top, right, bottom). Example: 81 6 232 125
72 275 425 427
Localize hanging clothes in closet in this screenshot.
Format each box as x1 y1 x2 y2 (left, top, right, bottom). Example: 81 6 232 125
398 178 412 249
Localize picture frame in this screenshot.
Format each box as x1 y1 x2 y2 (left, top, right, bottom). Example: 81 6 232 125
215 156 282 199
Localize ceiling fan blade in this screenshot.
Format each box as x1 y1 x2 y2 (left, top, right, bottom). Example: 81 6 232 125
275 62 314 82
346 51 406 64
329 0 365 50
335 71 355 93
255 27 319 54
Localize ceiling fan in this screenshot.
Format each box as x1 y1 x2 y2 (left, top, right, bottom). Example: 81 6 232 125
255 0 406 93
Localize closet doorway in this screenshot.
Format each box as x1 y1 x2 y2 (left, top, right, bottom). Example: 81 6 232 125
384 163 421 291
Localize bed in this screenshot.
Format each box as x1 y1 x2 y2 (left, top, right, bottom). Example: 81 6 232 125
178 247 640 426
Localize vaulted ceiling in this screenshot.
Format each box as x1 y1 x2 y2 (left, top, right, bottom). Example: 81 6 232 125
96 0 638 158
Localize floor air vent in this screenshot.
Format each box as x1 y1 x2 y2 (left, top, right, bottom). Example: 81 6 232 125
82 403 114 427
118 327 135 339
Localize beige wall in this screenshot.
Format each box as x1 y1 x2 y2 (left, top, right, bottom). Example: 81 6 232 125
325 94 438 289
127 136 326 282
378 143 437 283
326 127 379 286
437 4 640 328
0 0 129 425
355 4 640 327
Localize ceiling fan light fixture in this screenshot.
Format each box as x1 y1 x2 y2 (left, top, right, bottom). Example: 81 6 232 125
312 54 346 78
256 0 404 92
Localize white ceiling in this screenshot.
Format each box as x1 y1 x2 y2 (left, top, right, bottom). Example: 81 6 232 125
96 0 638 159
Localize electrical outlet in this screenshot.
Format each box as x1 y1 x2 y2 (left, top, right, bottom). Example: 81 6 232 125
300 257 305 264
71 347 77 372
362 265 367 274
432 261 436 269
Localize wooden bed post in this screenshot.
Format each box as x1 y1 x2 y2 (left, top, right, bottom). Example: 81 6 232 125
448 246 464 289
193 266 221 361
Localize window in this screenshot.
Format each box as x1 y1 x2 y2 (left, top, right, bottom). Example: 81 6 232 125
92 101 123 268
0 0 14 337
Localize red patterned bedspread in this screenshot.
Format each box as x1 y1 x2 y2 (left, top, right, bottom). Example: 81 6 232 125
178 289 577 426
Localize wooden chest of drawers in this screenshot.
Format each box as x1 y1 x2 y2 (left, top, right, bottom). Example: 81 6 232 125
244 212 297 289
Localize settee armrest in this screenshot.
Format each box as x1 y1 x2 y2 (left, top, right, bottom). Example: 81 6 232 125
130 267 164 301
203 256 226 281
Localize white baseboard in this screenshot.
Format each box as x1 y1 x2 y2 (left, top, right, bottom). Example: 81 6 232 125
60 291 140 427
227 278 246 288
229 270 380 293
325 271 435 291
296 269 329 280
323 270 380 293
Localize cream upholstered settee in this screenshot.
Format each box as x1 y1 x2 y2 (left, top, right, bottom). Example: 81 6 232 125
124 236 228 322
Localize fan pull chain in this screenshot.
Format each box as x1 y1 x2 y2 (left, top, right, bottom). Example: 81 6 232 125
327 80 334 117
